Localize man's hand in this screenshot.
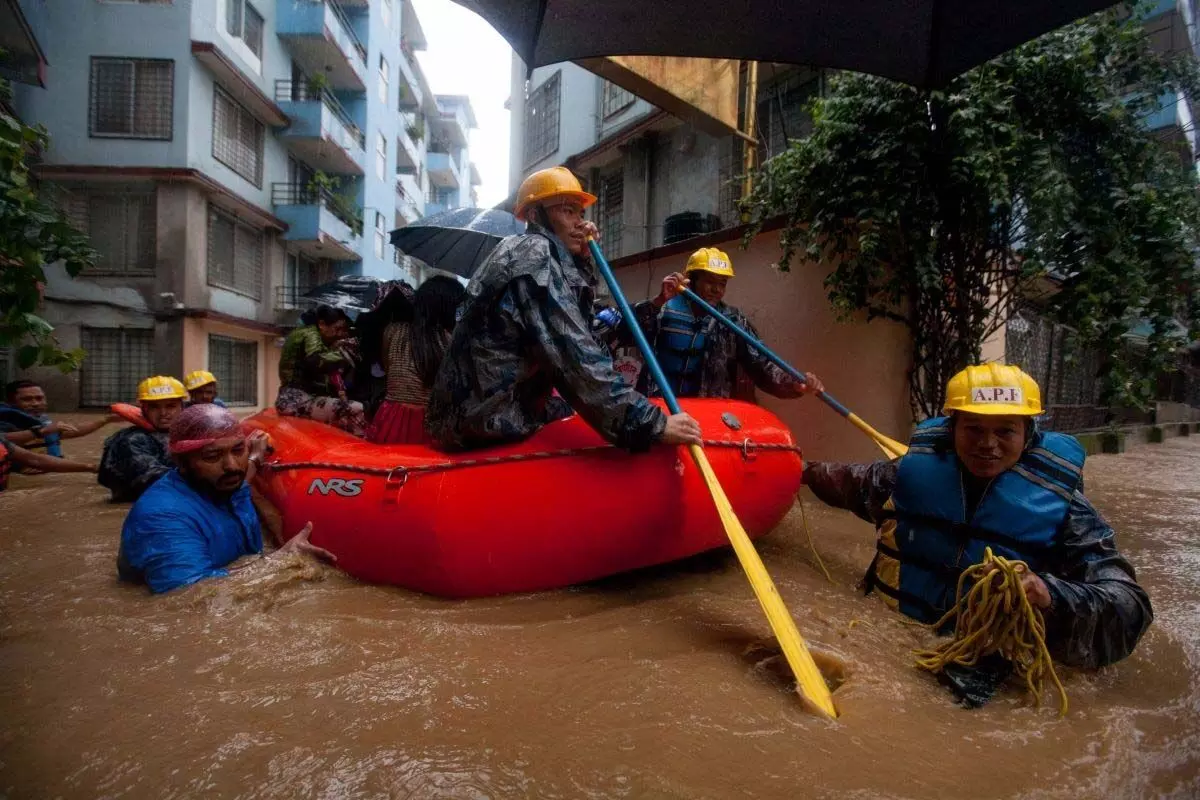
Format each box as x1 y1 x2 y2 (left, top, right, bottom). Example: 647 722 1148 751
654 272 690 308
43 422 78 436
581 220 599 241
660 412 702 446
247 430 271 461
796 371 826 396
983 563 1053 610
276 522 337 563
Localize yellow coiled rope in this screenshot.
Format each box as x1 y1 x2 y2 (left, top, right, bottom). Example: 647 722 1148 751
913 547 1068 716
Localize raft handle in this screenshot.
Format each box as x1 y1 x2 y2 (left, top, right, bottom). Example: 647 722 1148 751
741 437 758 462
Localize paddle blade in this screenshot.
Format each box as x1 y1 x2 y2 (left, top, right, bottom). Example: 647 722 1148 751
686 444 838 719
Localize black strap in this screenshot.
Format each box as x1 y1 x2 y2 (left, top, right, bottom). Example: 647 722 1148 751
875 541 963 582
890 510 1054 562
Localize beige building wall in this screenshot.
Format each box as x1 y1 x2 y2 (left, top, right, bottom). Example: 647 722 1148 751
182 317 281 411
612 228 913 463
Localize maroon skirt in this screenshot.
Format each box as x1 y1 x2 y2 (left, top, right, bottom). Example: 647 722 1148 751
367 400 431 445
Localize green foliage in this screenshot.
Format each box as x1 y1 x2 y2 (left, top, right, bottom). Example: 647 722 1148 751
305 170 364 237
0 73 96 373
741 4 1200 417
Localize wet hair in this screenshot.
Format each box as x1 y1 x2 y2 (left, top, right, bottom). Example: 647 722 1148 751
412 276 466 387
5 379 39 402
314 304 349 326
168 403 243 455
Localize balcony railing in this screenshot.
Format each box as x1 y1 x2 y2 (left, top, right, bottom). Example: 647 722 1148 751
326 0 368 64
274 79 365 148
275 284 321 312
271 182 363 235
395 177 422 221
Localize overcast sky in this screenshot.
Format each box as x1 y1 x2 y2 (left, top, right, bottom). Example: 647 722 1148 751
410 0 514 208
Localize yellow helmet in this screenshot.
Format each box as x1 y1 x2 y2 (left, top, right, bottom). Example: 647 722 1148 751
514 166 597 222
183 370 218 392
685 247 735 278
943 364 1043 416
137 376 188 402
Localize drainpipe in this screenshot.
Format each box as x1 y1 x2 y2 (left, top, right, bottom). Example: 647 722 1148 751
741 60 759 201
643 132 655 252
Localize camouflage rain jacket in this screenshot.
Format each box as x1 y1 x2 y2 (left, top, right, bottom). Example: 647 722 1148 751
627 299 804 401
803 460 1153 669
98 427 171 503
425 223 667 452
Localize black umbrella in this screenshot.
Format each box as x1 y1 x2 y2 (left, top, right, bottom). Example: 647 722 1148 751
452 0 1121 89
390 207 526 279
302 275 388 320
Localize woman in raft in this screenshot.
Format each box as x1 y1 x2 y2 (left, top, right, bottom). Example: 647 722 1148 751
367 275 466 444
276 304 366 436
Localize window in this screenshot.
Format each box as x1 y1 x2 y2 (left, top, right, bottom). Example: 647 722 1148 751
381 0 392 29
207 335 258 406
756 69 822 161
226 0 264 59
79 327 154 407
602 80 634 118
596 170 624 259
373 212 386 259
213 86 265 186
376 132 387 179
378 55 390 106
89 57 173 139
63 188 156 275
207 205 264 299
523 71 561 167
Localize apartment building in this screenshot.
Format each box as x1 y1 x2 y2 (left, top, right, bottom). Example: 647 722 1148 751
507 59 823 262
5 0 477 411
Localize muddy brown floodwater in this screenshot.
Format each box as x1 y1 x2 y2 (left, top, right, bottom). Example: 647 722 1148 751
1 417 1198 799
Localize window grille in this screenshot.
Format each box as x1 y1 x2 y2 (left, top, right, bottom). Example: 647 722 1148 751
602 80 634 118
213 86 264 186
226 0 264 58
206 205 264 299
207 335 258 406
523 71 561 167
80 327 154 407
62 187 156 275
89 57 173 139
378 55 390 105
597 170 624 259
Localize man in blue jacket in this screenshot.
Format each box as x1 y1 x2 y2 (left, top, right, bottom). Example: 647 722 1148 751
118 404 334 594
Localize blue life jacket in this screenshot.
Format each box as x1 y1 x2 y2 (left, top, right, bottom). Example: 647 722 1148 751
867 416 1085 624
655 295 708 397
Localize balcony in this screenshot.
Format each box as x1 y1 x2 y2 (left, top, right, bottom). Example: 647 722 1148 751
427 151 461 189
272 183 363 261
424 200 449 217
397 39 424 110
396 119 421 175
276 0 368 91
395 175 423 227
1145 89 1198 164
275 81 365 175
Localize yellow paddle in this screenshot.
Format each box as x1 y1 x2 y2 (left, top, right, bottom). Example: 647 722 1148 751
588 239 838 719
678 287 908 461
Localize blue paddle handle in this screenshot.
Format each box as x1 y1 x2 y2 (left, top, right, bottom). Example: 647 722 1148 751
587 240 684 416
678 286 855 420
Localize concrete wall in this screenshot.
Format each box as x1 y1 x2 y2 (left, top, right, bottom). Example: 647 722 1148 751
14 0 191 167
359 0 403 280
182 317 280 411
612 229 913 463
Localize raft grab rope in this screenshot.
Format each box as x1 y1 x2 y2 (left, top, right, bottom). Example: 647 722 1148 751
262 438 803 490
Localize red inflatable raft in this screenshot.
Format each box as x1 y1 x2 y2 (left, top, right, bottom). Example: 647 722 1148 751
244 399 803 598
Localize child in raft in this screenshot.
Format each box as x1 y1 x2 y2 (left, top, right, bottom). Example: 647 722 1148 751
367 276 466 445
